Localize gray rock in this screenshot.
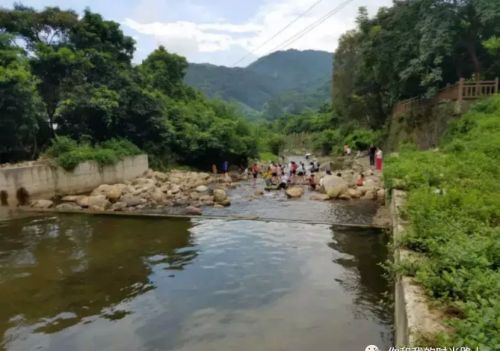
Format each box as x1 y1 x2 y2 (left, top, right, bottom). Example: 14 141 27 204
196 185 209 193
55 203 82 210
213 189 227 203
88 196 111 209
111 202 128 211
124 197 142 207
30 199 53 209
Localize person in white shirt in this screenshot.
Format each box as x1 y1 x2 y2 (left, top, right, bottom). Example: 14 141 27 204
278 174 289 190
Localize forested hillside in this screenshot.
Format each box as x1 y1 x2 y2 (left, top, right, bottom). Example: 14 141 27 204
265 0 500 157
184 49 333 117
0 5 258 168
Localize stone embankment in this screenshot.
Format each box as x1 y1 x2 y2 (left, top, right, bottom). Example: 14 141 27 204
30 169 246 215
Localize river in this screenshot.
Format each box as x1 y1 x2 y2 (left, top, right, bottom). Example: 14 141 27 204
0 157 393 351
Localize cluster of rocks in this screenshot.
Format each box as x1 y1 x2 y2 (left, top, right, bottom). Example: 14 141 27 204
314 171 386 204
30 169 240 215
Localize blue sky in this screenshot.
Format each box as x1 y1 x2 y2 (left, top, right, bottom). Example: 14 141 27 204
0 0 392 66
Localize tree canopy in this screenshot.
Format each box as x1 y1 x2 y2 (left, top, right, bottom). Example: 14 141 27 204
0 5 258 168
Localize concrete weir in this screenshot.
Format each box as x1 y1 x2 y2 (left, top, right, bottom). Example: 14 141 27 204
18 207 389 229
392 190 448 346
0 155 148 206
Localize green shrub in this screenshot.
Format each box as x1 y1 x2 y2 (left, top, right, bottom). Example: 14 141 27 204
343 129 380 150
384 95 500 347
44 136 142 170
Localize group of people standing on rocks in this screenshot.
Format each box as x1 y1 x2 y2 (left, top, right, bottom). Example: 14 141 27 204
249 159 321 189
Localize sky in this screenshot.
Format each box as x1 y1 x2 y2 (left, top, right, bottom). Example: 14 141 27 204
0 0 393 66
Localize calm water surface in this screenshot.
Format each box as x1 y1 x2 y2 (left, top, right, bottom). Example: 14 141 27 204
0 215 392 351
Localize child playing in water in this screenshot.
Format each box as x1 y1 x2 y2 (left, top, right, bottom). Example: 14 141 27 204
309 174 317 190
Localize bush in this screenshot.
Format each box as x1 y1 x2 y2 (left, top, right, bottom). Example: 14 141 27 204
384 95 500 347
343 129 380 150
313 129 340 155
44 136 142 170
268 134 286 156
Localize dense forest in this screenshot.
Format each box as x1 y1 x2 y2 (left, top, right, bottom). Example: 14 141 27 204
1 0 500 168
266 0 500 156
0 5 258 168
184 49 332 120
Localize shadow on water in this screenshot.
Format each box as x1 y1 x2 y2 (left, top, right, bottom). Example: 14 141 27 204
0 215 392 351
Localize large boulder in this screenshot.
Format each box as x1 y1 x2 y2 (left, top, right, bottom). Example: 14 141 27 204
347 189 363 199
31 199 53 209
88 195 111 209
55 203 81 210
339 193 351 200
363 190 376 200
76 196 90 207
356 186 378 195
199 172 210 180
111 202 128 211
286 187 304 198
310 194 330 201
322 175 348 199
213 189 227 203
91 184 111 197
196 185 209 193
105 184 125 201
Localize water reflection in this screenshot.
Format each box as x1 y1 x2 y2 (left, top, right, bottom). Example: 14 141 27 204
0 215 392 351
0 216 196 342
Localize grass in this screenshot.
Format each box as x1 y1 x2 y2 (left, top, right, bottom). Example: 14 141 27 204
44 136 142 171
384 95 500 349
258 151 279 162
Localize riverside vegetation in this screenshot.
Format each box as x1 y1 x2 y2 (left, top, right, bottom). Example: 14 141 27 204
384 96 500 348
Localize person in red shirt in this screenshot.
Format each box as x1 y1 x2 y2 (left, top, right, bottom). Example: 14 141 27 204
251 163 259 186
309 174 317 190
357 174 365 187
291 162 298 184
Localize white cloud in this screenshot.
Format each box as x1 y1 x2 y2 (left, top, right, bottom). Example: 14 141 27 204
122 0 393 66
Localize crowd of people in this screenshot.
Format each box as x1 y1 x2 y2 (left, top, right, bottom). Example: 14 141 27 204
217 144 384 191
249 158 321 190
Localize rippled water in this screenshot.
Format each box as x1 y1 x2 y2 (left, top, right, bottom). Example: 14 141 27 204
0 215 392 351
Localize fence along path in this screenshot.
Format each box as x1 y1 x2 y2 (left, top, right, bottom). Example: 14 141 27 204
393 78 499 114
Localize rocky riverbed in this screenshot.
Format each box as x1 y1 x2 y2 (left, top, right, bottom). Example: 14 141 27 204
28 156 390 226
29 169 246 215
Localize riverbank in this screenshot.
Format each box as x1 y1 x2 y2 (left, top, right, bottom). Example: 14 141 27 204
384 96 500 348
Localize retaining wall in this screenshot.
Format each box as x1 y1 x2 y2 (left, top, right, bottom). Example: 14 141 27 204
392 190 448 347
0 155 148 206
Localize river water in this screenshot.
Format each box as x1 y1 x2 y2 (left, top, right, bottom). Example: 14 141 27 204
0 214 392 351
0 156 392 351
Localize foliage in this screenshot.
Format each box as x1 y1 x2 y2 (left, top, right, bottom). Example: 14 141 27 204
184 49 333 113
0 5 259 169
268 134 286 156
332 1 500 130
0 33 42 163
384 96 500 347
343 129 380 150
44 136 141 170
313 129 340 156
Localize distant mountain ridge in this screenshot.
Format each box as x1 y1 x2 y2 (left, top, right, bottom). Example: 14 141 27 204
183 49 333 114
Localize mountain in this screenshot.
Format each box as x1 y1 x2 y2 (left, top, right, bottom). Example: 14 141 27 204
183 49 333 114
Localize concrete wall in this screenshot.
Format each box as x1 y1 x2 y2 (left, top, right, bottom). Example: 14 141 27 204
392 190 449 346
0 155 148 206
